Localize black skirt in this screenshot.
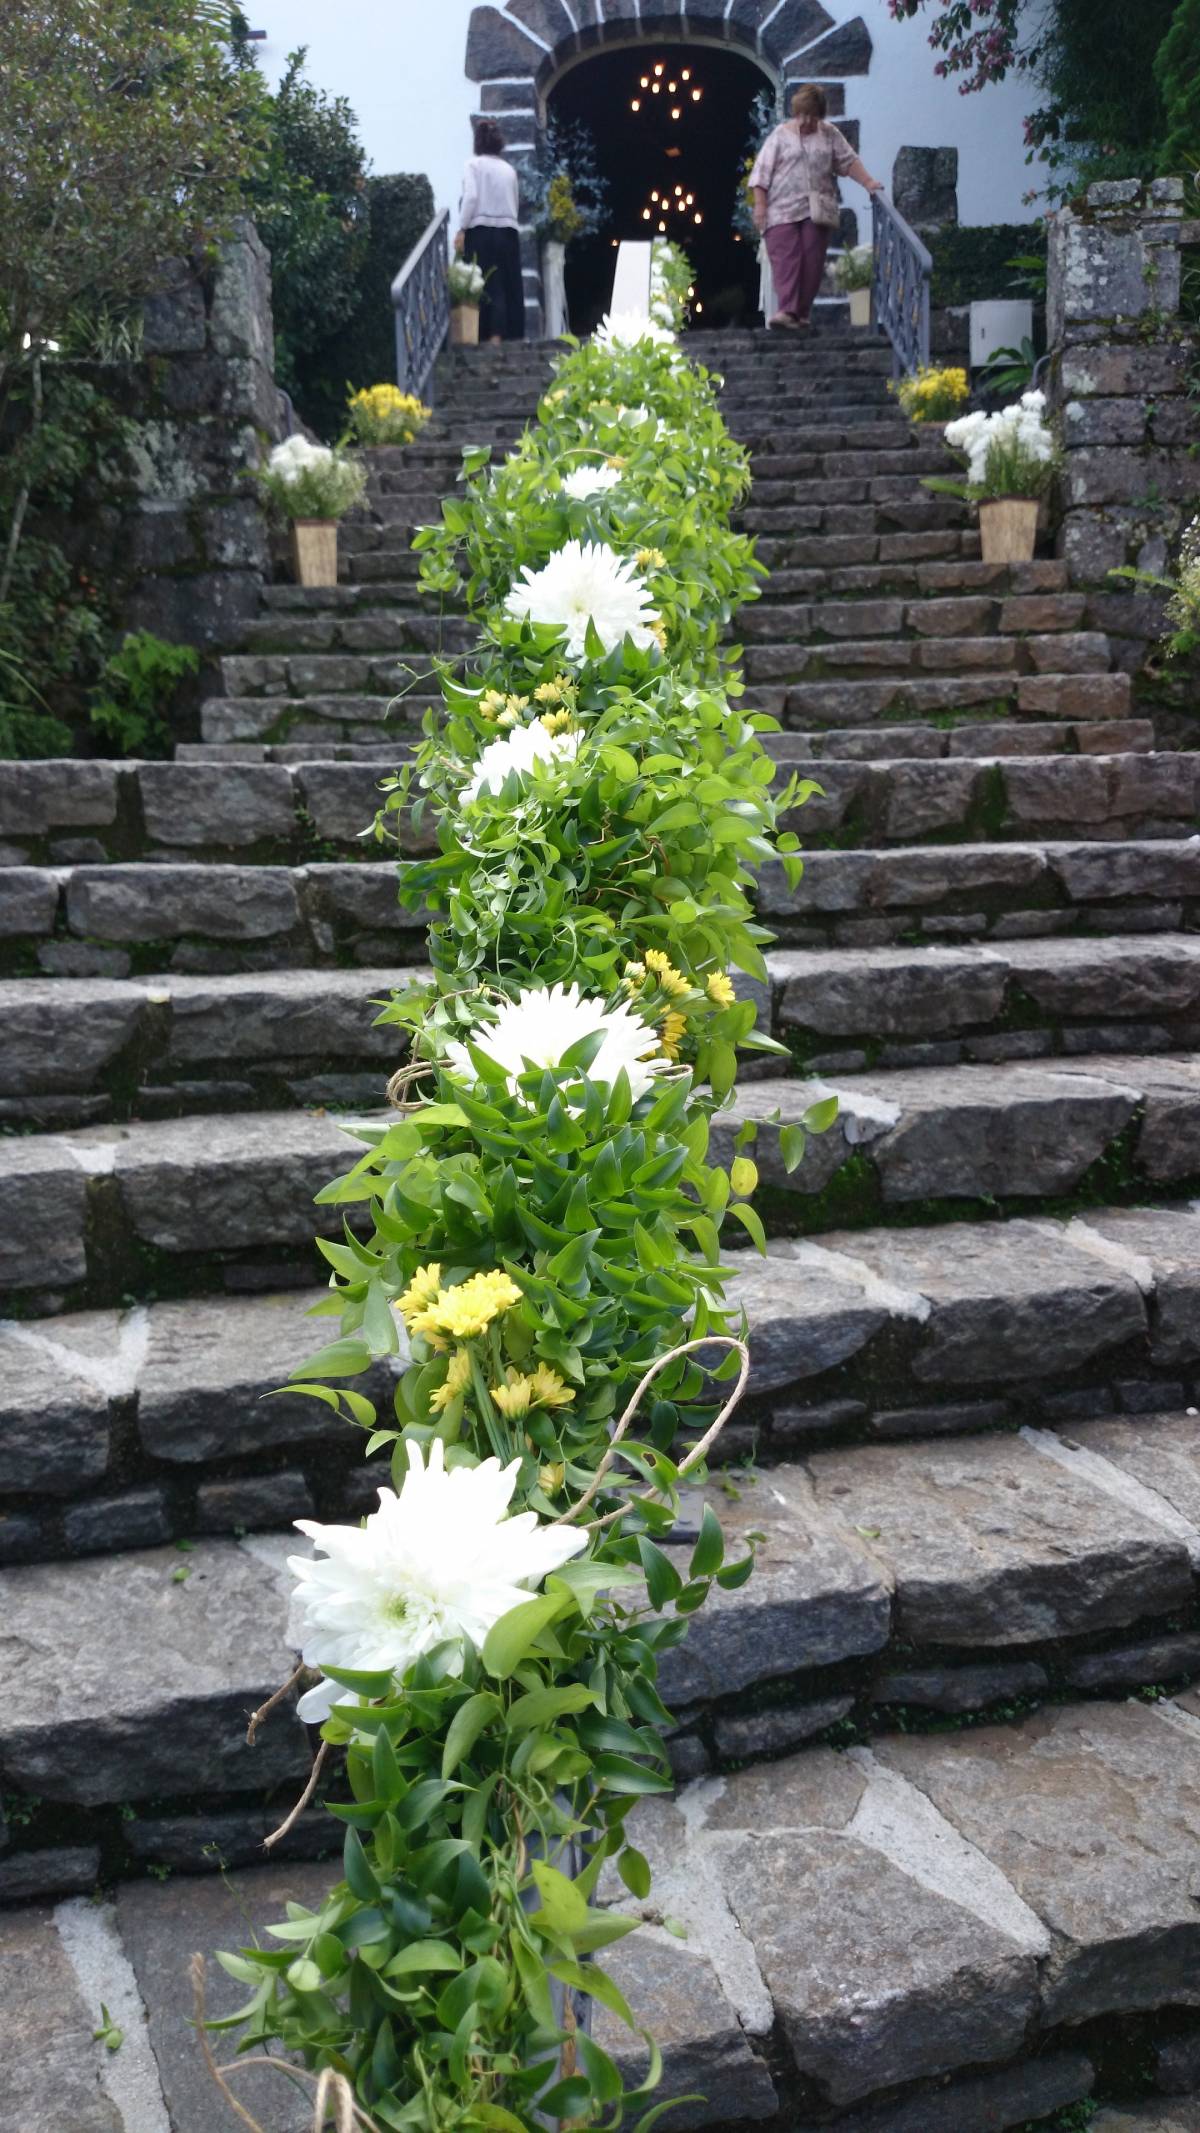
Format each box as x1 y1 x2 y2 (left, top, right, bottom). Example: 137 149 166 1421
464 225 526 342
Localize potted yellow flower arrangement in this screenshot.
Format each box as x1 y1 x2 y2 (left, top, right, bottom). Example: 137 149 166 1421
345 383 432 448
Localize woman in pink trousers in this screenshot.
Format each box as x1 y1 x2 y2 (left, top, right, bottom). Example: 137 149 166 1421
750 85 884 333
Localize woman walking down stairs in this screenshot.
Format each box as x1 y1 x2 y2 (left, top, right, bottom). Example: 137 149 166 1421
3 325 1200 2131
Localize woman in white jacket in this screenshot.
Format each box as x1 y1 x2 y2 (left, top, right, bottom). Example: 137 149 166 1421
455 120 525 343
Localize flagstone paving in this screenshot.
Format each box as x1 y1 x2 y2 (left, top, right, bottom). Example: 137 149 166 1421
4 327 1200 2130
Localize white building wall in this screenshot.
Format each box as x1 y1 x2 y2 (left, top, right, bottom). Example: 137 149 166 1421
246 0 1043 240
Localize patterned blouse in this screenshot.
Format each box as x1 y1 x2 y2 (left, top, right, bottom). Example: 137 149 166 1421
749 120 858 230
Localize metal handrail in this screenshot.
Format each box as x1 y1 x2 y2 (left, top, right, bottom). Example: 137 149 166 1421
391 208 451 404
871 192 933 379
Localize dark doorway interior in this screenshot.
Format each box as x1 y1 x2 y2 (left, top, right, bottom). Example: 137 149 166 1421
547 43 775 336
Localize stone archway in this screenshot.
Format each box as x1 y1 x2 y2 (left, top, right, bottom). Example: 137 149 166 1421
464 1 873 333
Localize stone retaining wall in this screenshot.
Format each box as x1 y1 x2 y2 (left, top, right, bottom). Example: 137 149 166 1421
1048 177 1200 693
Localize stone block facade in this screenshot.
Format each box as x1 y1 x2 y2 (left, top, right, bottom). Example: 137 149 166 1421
79 219 283 659
1048 177 1200 682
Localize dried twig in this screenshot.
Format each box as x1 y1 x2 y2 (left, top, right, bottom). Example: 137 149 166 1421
246 1663 305 1746
263 1738 330 1851
551 1334 750 1533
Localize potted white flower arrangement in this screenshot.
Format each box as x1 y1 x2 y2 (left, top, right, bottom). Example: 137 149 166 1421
257 434 367 587
834 242 874 327
447 256 487 345
927 389 1058 563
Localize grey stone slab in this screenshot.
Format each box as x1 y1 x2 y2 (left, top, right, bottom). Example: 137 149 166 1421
0 979 144 1094
1063 1630 1200 1693
66 864 301 943
112 1108 351 1252
0 1907 123 2130
595 1934 779 2129
1073 1207 1200 1366
791 2051 1094 2133
0 1135 89 1287
720 1826 1034 2105
710 1077 849 1194
164 967 408 1064
714 1695 854 1759
0 1845 100 1902
850 1061 1138 1201
117 1862 331 2133
295 761 388 841
0 1315 113 1493
0 761 118 835
0 1538 307 1803
1067 1409 1200 1525
879 1700 1200 2024
1003 934 1200 1022
818 1218 1146 1386
1052 840 1200 904
658 1465 888 1707
726 1254 889 1391
136 1288 380 1461
807 1434 1192 1647
1093 2109 1200 2133
312 861 416 933
137 762 295 848
0 866 59 935
874 1659 1049 1713
773 944 1008 1039
63 1486 171 1553
1120 1054 1200 1181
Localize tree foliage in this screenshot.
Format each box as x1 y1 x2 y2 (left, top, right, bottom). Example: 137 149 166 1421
1156 0 1200 178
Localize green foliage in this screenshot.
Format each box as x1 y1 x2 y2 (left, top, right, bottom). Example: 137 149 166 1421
1024 0 1176 194
526 121 610 246
834 245 874 294
241 46 371 436
930 225 1046 309
340 174 437 396
1110 514 1200 664
221 297 822 2128
88 632 200 758
0 0 262 377
1156 0 1200 180
979 339 1038 394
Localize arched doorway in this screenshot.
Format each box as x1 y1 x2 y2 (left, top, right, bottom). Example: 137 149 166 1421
547 42 775 334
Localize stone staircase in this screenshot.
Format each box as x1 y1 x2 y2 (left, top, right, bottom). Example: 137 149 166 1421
5 328 1200 2132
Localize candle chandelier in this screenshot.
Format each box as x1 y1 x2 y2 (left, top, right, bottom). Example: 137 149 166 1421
630 58 706 235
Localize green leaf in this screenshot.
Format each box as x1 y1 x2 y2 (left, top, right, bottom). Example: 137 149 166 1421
343 1828 381 1905
441 1691 501 1778
617 1845 652 1900
689 1504 724 1579
384 1939 463 1978
637 1536 683 1610
528 1860 589 1936
592 1753 675 1794
727 1199 767 1253
778 1124 807 1174
803 1094 839 1134
481 1591 568 1679
507 1682 597 1731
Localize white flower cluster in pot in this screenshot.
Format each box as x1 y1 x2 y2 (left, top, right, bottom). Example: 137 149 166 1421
444 982 663 1101
460 718 581 805
260 433 366 520
561 462 623 501
447 258 486 304
504 536 661 658
944 390 1055 492
288 1438 586 1722
267 434 337 484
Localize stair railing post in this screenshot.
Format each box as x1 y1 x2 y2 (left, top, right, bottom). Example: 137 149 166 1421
391 208 452 411
871 190 933 381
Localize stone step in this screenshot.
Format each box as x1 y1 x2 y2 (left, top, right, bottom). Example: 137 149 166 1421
742 589 1089 643
795 747 1196 844
217 639 469 698
8 838 1198 974
738 498 967 538
11 1184 1200 1556
0 966 415 1125
752 529 983 570
199 693 423 744
762 557 1069 601
715 1053 1200 1212
232 607 466 655
743 629 1111 685
770 929 1200 1070
757 667 1133 728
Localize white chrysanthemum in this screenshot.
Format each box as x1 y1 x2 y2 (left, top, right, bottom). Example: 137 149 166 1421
445 980 664 1101
460 718 581 804
288 1438 586 1723
267 434 335 485
561 463 623 501
595 310 677 349
504 538 660 660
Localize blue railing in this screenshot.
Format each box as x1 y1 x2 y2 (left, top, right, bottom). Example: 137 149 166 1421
391 209 451 404
871 192 932 379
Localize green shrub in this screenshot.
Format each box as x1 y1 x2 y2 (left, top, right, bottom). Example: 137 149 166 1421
930 224 1046 309
89 631 200 757
339 173 436 397
1156 0 1200 180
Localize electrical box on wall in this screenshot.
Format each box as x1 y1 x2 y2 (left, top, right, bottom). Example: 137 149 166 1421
969 299 1033 367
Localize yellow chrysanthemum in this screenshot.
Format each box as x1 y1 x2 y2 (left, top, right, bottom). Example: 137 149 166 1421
660 1009 687 1060
539 708 576 734
645 949 689 998
395 1261 442 1328
413 1270 524 1347
527 1362 574 1409
479 688 506 719
539 1462 566 1494
545 387 568 406
491 1372 532 1419
650 621 668 651
707 970 736 1007
429 1347 472 1413
636 547 667 571
622 960 646 991
534 679 563 704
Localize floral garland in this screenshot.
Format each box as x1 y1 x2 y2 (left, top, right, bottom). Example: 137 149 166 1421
215 243 825 2133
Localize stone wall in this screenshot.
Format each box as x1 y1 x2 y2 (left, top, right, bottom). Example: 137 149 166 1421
1048 177 1200 684
81 218 283 659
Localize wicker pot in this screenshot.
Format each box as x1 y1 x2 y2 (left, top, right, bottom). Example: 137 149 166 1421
290 520 338 588
450 303 480 347
979 496 1039 564
848 284 872 327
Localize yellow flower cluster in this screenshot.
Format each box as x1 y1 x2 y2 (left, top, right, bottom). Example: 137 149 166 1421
429 1346 472 1413
660 1009 687 1060
539 708 575 734
399 1267 523 1350
636 547 667 571
533 674 576 707
544 387 568 407
894 366 969 423
644 948 689 997
707 970 736 1007
479 689 506 720
498 695 529 727
346 384 431 446
490 1363 575 1418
